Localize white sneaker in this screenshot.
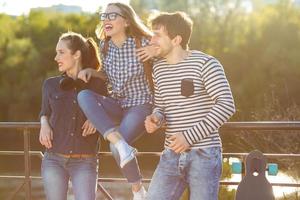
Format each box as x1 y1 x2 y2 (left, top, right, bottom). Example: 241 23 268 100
115 140 137 168
133 186 147 200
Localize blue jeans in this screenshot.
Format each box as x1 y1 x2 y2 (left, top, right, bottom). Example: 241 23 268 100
41 152 98 200
77 90 152 183
148 147 222 200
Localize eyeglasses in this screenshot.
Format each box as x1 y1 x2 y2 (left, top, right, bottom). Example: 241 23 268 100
99 12 125 21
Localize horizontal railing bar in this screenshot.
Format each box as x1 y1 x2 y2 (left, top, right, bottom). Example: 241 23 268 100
0 176 299 187
0 176 42 179
99 152 162 156
99 152 300 158
0 122 40 129
1 121 300 195
1 151 300 158
221 121 300 131
99 179 300 187
0 151 43 158
223 153 300 158
1 121 300 130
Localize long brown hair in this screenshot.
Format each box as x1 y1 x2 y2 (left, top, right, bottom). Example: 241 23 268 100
96 3 154 91
96 2 152 41
59 32 101 70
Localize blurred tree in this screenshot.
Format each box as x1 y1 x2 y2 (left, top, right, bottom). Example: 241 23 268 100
0 11 99 120
0 1 300 198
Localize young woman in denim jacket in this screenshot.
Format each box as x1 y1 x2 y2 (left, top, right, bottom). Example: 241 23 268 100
39 31 107 200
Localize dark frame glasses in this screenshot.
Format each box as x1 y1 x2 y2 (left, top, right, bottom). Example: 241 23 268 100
99 12 125 21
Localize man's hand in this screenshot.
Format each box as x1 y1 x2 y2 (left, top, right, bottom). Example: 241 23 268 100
136 45 158 62
82 120 97 137
144 113 161 133
39 122 53 149
169 133 190 153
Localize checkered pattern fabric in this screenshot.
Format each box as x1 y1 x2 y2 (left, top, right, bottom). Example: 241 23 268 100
100 37 152 108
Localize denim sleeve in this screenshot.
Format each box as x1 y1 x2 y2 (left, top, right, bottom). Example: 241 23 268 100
39 80 51 118
88 77 108 96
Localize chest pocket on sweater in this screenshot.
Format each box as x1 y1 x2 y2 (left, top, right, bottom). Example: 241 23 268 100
181 78 194 97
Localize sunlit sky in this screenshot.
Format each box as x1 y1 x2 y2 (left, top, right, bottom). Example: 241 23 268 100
0 0 129 16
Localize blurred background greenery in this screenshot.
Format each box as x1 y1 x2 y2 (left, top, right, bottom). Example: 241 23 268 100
0 0 300 199
1 0 300 121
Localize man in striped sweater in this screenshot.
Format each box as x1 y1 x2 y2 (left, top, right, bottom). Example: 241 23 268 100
144 12 236 200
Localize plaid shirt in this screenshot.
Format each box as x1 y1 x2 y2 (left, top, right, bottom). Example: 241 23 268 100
100 37 153 108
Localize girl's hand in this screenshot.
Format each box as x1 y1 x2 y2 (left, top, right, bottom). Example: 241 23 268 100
78 68 94 83
39 122 53 149
136 45 158 62
82 120 97 137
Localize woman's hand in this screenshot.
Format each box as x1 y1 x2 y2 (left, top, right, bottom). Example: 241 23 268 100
144 113 161 133
78 68 94 83
82 120 97 137
136 45 158 62
39 118 53 149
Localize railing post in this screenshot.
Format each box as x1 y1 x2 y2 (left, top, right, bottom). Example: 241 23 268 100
24 128 31 199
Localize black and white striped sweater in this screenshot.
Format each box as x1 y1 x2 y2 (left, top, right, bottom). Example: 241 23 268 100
153 50 235 149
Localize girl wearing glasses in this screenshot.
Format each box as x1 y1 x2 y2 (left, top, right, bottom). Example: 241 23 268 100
77 2 155 200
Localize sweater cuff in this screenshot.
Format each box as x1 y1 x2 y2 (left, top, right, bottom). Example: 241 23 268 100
153 112 165 128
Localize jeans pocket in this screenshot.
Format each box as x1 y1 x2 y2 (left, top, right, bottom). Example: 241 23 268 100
160 149 176 163
159 149 179 173
161 148 173 158
41 152 54 171
42 152 51 160
196 147 221 160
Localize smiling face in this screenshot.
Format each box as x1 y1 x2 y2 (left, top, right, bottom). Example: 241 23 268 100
102 5 128 38
150 26 174 58
54 40 77 73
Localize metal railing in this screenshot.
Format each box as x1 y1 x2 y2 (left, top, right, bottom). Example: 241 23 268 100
1 121 300 199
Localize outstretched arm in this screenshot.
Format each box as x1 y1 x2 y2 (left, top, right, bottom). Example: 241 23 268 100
78 69 106 83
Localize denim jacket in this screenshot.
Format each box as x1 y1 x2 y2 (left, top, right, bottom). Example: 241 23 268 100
39 75 107 154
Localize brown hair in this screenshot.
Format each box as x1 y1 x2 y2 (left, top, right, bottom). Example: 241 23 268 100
150 12 193 50
98 3 154 91
59 32 101 70
96 2 152 41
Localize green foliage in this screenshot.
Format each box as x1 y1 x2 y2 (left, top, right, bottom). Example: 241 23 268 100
0 0 299 143
219 160 237 199
0 11 99 120
132 0 300 120
1 1 299 121
0 1 299 198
